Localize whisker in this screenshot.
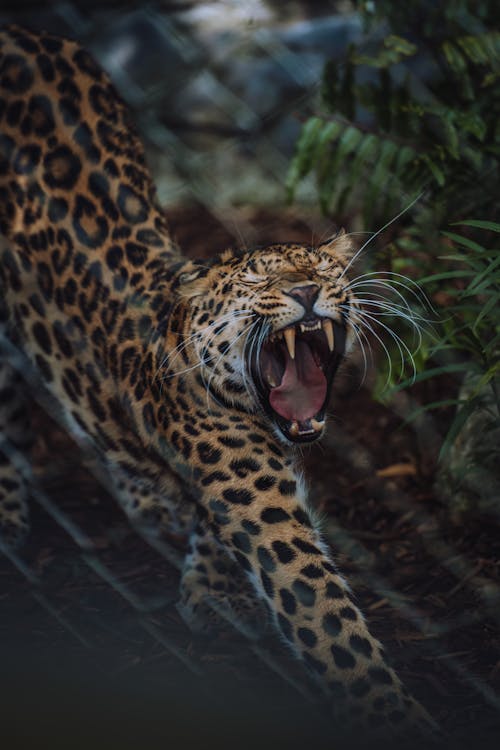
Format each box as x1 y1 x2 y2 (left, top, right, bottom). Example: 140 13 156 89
250 319 271 397
345 318 370 385
349 299 426 350
203 318 258 414
241 319 261 398
338 193 424 282
161 311 254 380
353 298 423 321
346 271 436 314
204 319 256 405
347 283 416 319
347 310 396 390
349 307 418 386
355 308 418 361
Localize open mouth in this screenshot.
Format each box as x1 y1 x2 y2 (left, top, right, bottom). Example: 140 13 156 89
249 316 346 443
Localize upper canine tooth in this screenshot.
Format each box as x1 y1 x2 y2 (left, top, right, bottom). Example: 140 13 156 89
283 327 296 360
322 319 334 352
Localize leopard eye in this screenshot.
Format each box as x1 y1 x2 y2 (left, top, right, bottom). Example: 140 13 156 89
241 260 267 284
317 259 331 273
243 271 267 284
179 270 202 284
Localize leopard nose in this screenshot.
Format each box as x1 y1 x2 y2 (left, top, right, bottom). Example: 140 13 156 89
287 283 320 314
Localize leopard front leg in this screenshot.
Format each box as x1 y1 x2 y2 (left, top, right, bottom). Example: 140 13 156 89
188 428 437 739
178 521 269 638
110 464 268 636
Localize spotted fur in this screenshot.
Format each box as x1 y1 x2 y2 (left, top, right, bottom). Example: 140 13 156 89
0 26 437 740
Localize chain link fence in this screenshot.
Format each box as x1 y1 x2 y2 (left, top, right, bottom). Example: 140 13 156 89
1 2 500 747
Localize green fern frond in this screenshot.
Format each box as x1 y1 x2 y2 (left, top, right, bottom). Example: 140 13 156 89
456 31 500 68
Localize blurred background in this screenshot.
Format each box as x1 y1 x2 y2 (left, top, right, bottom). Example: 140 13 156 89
1 2 499 748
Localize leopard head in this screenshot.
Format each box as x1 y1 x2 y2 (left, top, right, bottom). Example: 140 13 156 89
171 233 359 443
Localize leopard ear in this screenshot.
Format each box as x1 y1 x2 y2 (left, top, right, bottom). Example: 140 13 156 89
319 228 353 260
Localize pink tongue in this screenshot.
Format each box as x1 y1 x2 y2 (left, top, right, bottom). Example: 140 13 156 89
269 340 326 421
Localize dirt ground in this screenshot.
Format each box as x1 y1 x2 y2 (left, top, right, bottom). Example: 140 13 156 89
1 206 499 749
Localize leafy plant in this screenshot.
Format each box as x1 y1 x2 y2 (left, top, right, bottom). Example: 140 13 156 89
287 4 500 225
388 221 500 459
287 0 500 464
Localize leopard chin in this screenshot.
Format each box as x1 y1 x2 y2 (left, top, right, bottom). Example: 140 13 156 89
248 315 346 443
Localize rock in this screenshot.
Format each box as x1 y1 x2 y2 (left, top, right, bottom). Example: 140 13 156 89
435 372 500 521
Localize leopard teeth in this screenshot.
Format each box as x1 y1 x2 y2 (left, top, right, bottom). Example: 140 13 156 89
299 321 321 333
311 418 325 432
283 327 295 360
322 319 334 352
289 420 299 437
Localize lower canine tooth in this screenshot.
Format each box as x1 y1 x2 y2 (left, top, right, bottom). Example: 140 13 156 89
289 420 299 436
283 327 296 360
322 319 334 352
311 418 325 432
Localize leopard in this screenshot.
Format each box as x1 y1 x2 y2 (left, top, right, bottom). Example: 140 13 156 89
0 24 438 741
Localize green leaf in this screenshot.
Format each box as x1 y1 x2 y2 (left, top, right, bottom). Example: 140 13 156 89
441 114 460 159
455 220 500 232
316 120 345 167
385 34 418 56
363 139 399 223
318 124 366 211
457 32 500 66
442 41 467 72
286 116 325 198
347 132 380 184
437 254 484 267
460 145 484 171
482 71 499 87
420 270 477 283
456 111 487 141
394 145 417 174
351 37 416 69
466 256 500 294
331 125 365 167
404 398 466 423
314 124 345 194
386 362 471 396
421 154 446 186
441 231 489 253
469 362 500 394
474 293 500 331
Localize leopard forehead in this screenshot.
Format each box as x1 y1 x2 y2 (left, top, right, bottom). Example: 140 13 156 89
180 240 352 297
225 239 352 278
